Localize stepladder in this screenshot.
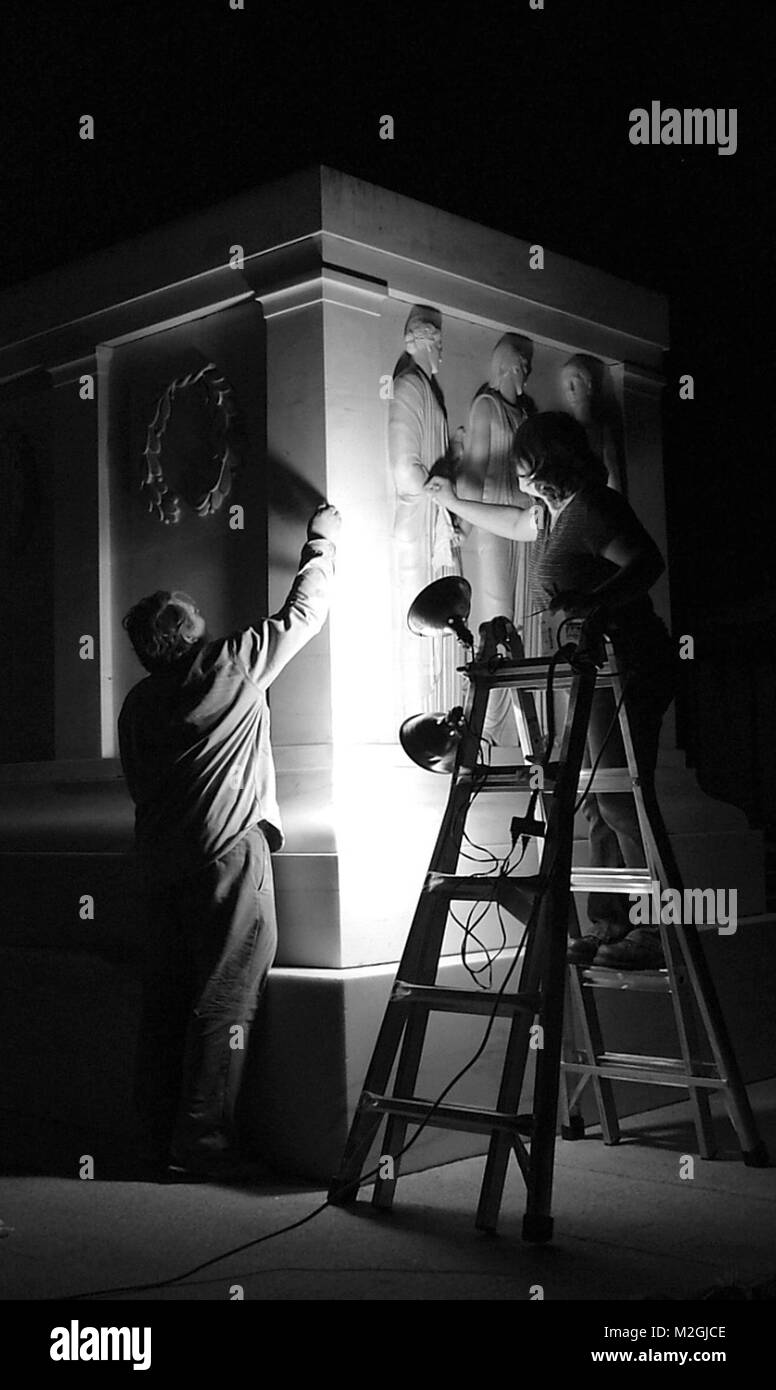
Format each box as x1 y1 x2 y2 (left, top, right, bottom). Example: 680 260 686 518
328 612 767 1244
560 640 768 1169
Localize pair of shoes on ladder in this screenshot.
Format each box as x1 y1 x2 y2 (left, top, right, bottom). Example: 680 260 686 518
567 926 664 969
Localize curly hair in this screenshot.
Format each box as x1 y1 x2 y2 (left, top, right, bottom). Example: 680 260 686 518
512 411 607 505
122 591 201 673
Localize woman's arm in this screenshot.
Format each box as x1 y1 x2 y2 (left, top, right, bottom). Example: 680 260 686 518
552 533 665 620
425 474 541 542
590 531 664 609
549 496 666 618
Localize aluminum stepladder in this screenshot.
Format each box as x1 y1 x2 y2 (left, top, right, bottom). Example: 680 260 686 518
560 642 768 1169
328 613 613 1243
328 614 768 1243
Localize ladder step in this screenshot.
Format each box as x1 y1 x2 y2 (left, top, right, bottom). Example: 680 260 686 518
425 872 539 918
391 980 541 1017
463 765 634 795
465 764 556 791
569 868 653 894
562 1052 724 1088
362 1091 534 1137
576 767 635 794
425 867 651 907
582 966 670 992
466 658 620 693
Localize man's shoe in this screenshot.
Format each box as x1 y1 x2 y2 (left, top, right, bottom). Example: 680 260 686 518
593 928 664 971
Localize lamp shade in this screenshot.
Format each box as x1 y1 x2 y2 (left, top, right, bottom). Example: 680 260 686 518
407 577 473 645
399 706 465 773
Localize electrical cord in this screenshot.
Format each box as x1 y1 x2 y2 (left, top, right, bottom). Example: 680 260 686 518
56 890 537 1303
450 724 501 977
573 679 630 814
453 636 564 990
53 626 596 1301
59 889 548 1299
452 711 534 989
452 713 515 987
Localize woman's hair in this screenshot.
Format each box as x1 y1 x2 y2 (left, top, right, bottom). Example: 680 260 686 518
512 411 607 505
122 591 201 673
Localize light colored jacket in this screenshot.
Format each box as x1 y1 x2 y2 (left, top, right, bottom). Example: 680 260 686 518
118 538 335 885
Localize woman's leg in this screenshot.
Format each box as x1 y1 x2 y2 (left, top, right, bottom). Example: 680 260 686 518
569 649 675 965
592 654 677 966
568 689 641 961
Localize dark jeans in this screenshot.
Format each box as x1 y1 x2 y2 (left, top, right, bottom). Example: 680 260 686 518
134 825 278 1165
581 646 677 938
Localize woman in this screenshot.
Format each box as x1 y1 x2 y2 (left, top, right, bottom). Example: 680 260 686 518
425 412 677 970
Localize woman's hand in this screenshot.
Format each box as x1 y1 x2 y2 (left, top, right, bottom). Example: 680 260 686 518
424 474 457 507
528 503 544 538
549 589 600 618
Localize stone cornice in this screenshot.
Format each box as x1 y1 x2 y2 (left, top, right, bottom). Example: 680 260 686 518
0 166 669 384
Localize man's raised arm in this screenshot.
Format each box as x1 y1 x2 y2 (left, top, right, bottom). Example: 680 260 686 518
233 503 341 689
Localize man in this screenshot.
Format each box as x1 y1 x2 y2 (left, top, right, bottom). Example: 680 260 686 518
118 502 341 1180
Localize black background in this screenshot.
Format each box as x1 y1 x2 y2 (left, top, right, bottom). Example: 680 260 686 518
0 0 774 726
0 1 775 1327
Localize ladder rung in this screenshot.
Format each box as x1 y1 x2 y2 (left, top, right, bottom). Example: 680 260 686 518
362 1091 533 1137
576 768 635 793
599 1051 719 1076
425 872 539 916
569 868 653 894
461 766 634 796
391 980 541 1017
464 765 556 792
465 658 620 693
582 967 670 992
426 868 651 905
562 1053 724 1088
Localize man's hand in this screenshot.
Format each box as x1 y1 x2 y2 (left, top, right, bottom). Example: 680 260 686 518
424 474 457 507
307 503 342 542
548 589 600 618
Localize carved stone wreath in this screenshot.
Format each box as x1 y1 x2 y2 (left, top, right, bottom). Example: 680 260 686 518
141 363 240 525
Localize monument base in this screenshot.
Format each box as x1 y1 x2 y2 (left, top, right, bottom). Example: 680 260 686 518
1 910 774 1184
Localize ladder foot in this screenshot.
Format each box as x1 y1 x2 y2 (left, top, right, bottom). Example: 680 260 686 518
327 1177 360 1206
743 1141 769 1168
560 1115 586 1141
522 1213 554 1244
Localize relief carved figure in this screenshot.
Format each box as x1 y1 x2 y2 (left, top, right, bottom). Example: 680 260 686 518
388 305 462 714
560 354 624 494
457 333 537 741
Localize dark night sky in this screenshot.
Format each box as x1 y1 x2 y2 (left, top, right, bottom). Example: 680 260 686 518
1 0 774 628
